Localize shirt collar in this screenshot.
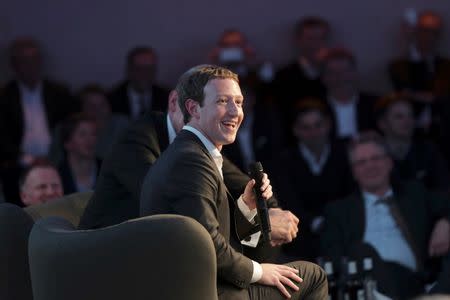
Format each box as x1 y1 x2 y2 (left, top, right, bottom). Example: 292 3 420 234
299 56 319 79
166 114 177 144
182 125 223 174
329 94 358 107
18 81 42 95
363 188 393 206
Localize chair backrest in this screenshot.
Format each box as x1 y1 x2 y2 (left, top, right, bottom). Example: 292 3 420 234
29 214 218 300
24 191 92 227
0 203 34 300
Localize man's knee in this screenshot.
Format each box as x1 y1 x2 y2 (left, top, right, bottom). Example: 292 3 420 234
286 261 327 285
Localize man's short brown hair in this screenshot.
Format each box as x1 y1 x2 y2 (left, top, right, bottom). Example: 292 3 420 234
176 65 239 123
295 16 330 38
374 92 414 122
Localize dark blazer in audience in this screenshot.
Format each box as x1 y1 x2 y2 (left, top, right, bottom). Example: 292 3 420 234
58 157 101 195
0 79 75 165
108 81 169 116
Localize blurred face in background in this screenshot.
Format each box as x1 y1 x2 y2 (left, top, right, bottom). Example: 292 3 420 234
128 51 156 92
350 142 392 192
322 58 358 93
20 167 63 206
81 92 112 124
378 101 415 141
297 25 329 64
12 44 42 87
415 12 443 55
64 121 97 159
293 109 330 150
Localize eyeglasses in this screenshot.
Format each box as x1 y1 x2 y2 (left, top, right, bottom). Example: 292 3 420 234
351 154 388 167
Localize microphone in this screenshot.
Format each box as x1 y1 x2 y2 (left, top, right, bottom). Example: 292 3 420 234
248 162 271 243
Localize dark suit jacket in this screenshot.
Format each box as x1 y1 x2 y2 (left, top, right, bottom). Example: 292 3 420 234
389 56 450 96
323 92 378 139
108 81 169 116
140 130 256 299
78 112 168 229
321 180 450 265
78 112 278 232
0 79 75 165
392 140 450 192
271 142 354 259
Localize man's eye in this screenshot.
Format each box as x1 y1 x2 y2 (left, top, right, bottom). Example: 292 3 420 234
218 98 227 104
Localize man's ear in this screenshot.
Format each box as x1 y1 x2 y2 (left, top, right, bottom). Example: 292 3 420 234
168 90 178 113
185 99 199 120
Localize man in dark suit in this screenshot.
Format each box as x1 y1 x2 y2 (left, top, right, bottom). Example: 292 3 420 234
375 93 450 193
272 17 330 145
140 65 327 300
0 37 75 205
321 132 450 299
321 47 377 140
272 99 354 261
79 81 299 264
108 46 169 119
389 11 450 137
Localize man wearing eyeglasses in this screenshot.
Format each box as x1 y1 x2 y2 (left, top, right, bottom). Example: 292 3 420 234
320 132 450 299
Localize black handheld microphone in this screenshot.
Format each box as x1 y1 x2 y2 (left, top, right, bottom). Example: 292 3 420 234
248 161 271 243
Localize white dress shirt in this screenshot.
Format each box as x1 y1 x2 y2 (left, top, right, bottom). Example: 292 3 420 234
183 125 263 282
166 114 177 144
329 95 358 138
127 86 153 119
362 189 417 271
19 82 51 157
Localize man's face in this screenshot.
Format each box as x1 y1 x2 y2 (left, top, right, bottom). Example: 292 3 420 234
13 46 42 86
64 121 97 159
350 143 392 192
323 58 357 91
190 78 244 149
293 110 330 149
82 93 111 122
21 167 63 206
297 26 328 62
128 52 156 92
380 102 415 139
415 13 442 54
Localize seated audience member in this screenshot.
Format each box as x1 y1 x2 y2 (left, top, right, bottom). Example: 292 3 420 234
19 159 63 206
271 99 354 261
49 84 129 163
321 132 450 299
273 17 330 143
221 83 283 173
389 11 450 135
109 46 169 119
58 114 100 194
0 37 75 205
376 93 450 193
321 47 378 140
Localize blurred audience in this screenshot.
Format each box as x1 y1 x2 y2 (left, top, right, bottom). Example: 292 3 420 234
389 10 450 135
19 159 63 206
376 92 450 193
109 46 169 119
49 84 129 163
221 83 283 173
271 99 354 261
0 37 75 205
58 114 100 194
321 47 378 140
273 16 330 143
321 132 450 299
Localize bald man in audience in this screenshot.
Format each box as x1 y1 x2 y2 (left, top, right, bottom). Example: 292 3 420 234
19 160 63 206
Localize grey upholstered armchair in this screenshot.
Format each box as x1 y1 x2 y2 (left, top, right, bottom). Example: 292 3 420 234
28 214 218 300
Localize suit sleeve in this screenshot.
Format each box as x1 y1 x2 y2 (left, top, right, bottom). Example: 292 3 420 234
166 154 254 288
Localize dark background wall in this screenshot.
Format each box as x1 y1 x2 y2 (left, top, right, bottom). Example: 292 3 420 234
1 0 450 92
